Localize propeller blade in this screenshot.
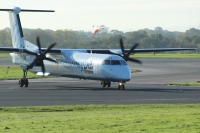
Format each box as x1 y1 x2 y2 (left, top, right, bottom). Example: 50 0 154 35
119 38 125 55
36 36 41 53
128 58 142 64
127 43 139 57
44 43 56 55
45 57 57 63
26 37 58 73
27 58 38 69
41 61 45 74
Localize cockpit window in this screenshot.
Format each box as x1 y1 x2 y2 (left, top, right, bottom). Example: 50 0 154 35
102 60 110 65
111 60 121 65
119 60 127 65
102 59 127 65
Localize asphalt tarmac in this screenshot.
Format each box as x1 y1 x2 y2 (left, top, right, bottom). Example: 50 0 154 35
0 58 200 107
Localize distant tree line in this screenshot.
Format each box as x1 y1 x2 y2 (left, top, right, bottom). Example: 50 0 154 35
0 27 200 53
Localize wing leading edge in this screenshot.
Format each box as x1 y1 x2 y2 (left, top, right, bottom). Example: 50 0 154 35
0 47 61 53
0 47 196 54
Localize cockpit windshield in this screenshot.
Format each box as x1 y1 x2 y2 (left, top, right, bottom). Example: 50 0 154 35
101 60 127 65
119 60 127 65
102 60 110 65
111 60 120 65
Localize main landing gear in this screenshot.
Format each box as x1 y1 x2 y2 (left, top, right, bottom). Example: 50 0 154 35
118 82 125 90
101 81 111 88
19 69 29 87
101 81 125 90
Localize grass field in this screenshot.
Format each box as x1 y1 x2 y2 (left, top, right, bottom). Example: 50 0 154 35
130 69 142 73
0 66 51 80
0 104 200 133
0 53 11 58
131 53 200 58
168 82 200 86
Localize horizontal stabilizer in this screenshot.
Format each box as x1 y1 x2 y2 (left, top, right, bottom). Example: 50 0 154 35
0 7 54 12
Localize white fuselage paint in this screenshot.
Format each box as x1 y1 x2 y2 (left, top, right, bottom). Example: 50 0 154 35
20 50 132 82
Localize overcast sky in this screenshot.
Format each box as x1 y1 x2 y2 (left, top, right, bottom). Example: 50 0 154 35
0 0 200 32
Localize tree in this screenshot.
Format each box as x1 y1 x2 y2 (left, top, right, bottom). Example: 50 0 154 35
0 29 12 47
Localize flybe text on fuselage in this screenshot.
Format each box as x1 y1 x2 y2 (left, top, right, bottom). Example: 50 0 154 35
57 59 94 74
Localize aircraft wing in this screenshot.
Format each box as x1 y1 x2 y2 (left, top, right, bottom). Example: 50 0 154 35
0 47 61 53
0 47 196 54
87 48 197 54
127 48 197 53
0 47 22 52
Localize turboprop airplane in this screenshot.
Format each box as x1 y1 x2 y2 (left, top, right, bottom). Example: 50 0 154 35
0 7 196 90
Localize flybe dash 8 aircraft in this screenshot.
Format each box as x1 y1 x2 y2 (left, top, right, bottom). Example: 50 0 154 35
0 7 196 90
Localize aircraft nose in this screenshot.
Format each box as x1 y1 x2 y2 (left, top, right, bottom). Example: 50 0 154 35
119 67 131 81
101 66 131 81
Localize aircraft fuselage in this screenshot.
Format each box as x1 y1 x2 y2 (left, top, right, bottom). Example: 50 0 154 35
28 52 131 82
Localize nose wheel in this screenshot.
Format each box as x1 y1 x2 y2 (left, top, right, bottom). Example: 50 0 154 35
118 82 125 90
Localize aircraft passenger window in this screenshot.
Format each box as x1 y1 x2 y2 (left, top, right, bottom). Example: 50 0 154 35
119 60 127 65
111 60 120 65
102 60 110 65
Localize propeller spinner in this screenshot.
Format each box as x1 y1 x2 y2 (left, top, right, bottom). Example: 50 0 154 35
25 37 57 74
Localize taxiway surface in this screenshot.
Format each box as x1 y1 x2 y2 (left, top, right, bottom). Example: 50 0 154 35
0 58 200 106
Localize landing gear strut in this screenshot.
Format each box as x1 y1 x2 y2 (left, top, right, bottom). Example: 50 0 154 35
101 81 111 88
118 82 125 90
19 69 29 87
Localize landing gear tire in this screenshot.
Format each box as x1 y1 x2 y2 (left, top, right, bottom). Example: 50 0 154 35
19 79 24 87
18 69 29 87
105 81 111 87
18 78 29 87
101 81 106 87
118 82 125 90
101 81 111 88
122 84 125 90
24 79 29 87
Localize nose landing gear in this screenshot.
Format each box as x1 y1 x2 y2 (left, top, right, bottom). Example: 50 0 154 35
100 81 125 90
118 82 125 90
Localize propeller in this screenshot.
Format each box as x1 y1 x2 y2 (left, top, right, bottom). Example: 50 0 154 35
110 38 142 64
25 37 57 74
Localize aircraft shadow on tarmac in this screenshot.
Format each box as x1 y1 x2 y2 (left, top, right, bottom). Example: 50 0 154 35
53 85 200 93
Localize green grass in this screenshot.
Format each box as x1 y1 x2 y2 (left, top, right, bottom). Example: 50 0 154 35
131 53 200 59
0 53 10 58
168 82 200 86
0 66 51 80
131 69 142 73
0 104 200 133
